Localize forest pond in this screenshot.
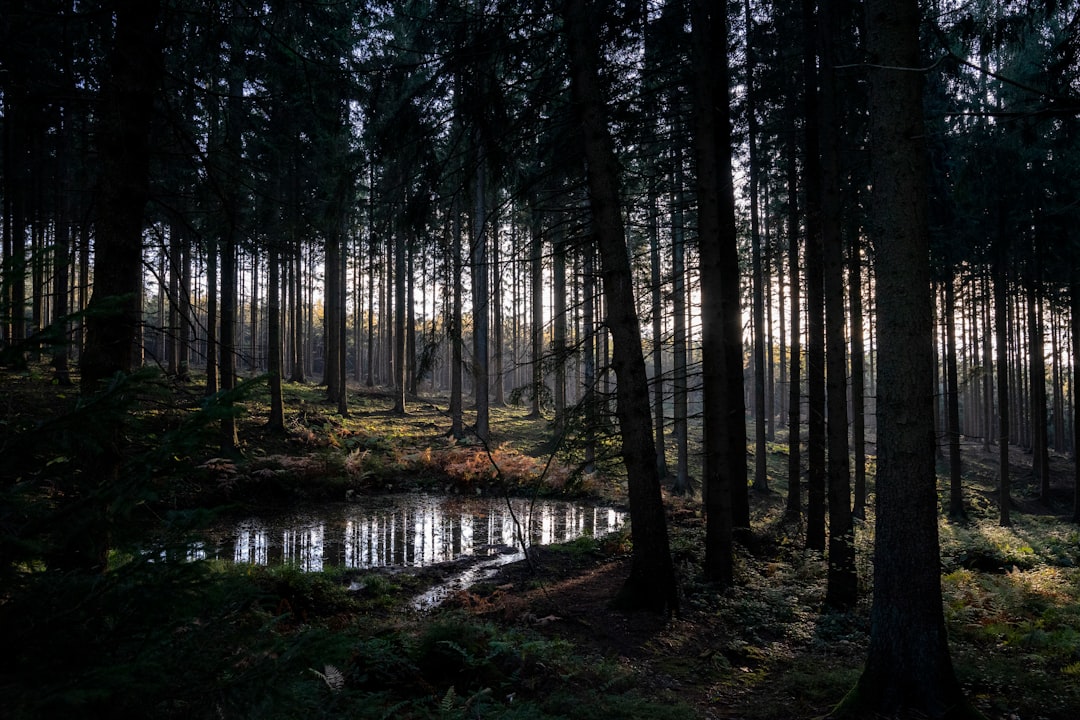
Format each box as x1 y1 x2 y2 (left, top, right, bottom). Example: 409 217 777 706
191 494 626 609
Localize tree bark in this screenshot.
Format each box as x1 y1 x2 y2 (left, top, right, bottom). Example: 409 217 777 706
801 0 827 553
691 0 739 585
995 263 1012 527
80 0 162 391
945 268 965 518
835 0 973 714
746 0 768 494
819 0 855 611
470 159 490 440
1072 281 1080 523
564 0 677 614
785 122 802 523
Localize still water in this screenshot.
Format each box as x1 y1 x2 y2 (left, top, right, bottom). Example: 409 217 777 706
195 494 625 573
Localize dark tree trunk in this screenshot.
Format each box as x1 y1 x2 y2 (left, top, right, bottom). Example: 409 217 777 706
945 268 965 518
801 0 827 553
785 125 803 523
267 238 284 432
745 0 768 494
849 226 867 519
72 0 162 574
670 141 691 494
471 160 490 441
80 0 162 391
528 199 544 419
205 236 219 395
691 0 738 586
552 226 568 432
564 0 677 614
450 199 464 438
995 263 1012 527
1027 279 1049 501
836 1 973 715
819 0 855 611
1072 281 1080 523
392 222 407 414
648 183 667 480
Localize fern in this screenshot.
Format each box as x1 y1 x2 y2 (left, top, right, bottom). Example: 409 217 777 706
440 685 457 713
309 663 345 691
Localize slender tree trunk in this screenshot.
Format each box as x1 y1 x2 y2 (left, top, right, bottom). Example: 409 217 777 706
492 216 505 406
392 222 407 414
819 0 855 611
945 268 965 518
407 235 418 396
1028 278 1050 501
249 248 258 373
849 227 867 519
528 199 544 418
267 239 284 431
451 198 464 438
583 244 597 474
325 219 343 402
982 276 994 451
746 0 768 494
802 0 827 553
785 133 803 523
1072 281 1080 523
471 159 490 441
995 263 1011 527
552 227 568 433
671 140 691 494
565 0 677 614
648 181 667 480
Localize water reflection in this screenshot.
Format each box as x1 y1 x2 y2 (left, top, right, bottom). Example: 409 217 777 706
211 495 624 571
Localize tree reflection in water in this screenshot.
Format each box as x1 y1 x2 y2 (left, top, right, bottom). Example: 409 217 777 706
215 494 624 572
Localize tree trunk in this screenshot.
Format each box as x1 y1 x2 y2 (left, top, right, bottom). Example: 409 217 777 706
528 199 544 418
565 0 677 614
471 159 490 441
267 238 284 431
691 0 738 586
451 199 464 438
1027 279 1049 501
802 0 827 554
671 139 691 494
849 225 867 519
492 216 505 407
392 221 407 414
80 0 161 391
74 0 162 573
836 1 973 714
945 268 965 518
552 226 568 433
648 182 667 480
746 0 768 494
783 117 803 522
1072 281 1080 523
995 263 1012 527
819 0 855 611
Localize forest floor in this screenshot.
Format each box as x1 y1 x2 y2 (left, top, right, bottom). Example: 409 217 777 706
3 369 1080 719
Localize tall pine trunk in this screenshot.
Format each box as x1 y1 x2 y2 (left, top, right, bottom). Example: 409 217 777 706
691 0 738 586
838 1 973 714
565 0 677 613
